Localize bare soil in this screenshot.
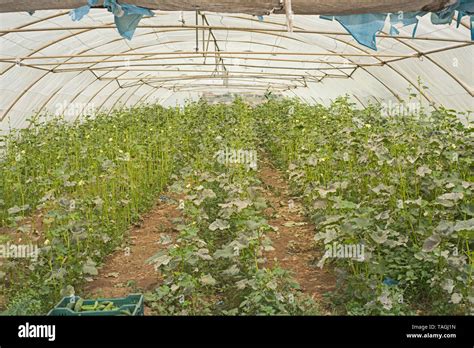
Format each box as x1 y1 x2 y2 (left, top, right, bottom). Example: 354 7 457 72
82 155 336 315
83 196 182 315
258 154 335 312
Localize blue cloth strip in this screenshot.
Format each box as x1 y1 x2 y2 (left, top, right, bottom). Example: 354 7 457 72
69 0 154 40
68 0 474 44
319 0 474 50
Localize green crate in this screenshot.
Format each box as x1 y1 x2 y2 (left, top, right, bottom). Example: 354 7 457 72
47 294 144 316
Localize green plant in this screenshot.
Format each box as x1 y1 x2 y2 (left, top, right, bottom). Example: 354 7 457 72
255 97 473 315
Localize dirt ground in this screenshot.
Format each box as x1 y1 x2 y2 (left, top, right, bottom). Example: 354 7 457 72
83 155 335 314
258 154 335 311
83 196 181 315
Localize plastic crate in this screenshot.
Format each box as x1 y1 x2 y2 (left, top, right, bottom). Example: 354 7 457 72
47 294 144 316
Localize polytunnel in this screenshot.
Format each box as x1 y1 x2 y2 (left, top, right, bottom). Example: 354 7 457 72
0 0 473 133
0 0 473 336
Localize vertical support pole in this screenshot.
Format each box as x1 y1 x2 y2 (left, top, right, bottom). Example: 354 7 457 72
285 0 294 33
195 10 199 52
202 14 205 54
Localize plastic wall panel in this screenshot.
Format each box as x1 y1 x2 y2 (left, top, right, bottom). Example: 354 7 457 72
0 10 472 133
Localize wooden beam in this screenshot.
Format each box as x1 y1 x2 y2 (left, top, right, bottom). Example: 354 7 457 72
0 0 454 15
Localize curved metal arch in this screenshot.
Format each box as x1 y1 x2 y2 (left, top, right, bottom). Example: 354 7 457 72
291 35 405 102
388 41 473 96
0 26 106 120
68 47 314 117
85 81 173 117
95 82 128 112
288 89 312 104
0 34 190 121
0 10 70 37
75 78 125 117
32 86 64 116
66 43 235 117
226 14 435 103
31 45 291 120
351 94 368 108
306 34 433 104
105 76 171 114
68 71 133 107
1 18 321 119
0 14 353 73
384 15 473 97
202 14 354 80
131 85 166 106
123 84 173 107
1 21 382 110
2 30 192 119
2 11 472 122
104 89 131 115
194 15 405 101
210 14 472 104
35 71 153 123
141 88 175 105
31 32 163 119
0 38 397 122
196 14 420 101
121 82 150 106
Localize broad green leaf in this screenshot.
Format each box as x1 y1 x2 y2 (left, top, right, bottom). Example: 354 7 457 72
453 218 474 232
415 165 432 177
200 274 216 286
422 234 441 252
82 258 98 276
209 219 230 231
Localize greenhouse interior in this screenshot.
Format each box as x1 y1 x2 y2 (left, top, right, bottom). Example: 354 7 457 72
0 0 473 323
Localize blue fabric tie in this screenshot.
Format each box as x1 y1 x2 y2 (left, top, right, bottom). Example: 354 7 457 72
70 0 154 40
320 0 474 50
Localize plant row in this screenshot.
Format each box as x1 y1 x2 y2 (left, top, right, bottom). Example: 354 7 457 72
255 97 473 315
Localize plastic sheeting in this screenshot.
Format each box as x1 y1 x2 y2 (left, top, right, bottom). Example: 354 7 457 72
321 0 474 50
65 0 474 45
0 10 473 134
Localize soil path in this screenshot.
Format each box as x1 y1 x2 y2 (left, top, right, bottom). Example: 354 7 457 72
83 195 181 315
83 154 335 314
258 154 335 311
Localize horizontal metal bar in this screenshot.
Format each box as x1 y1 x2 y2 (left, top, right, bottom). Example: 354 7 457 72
0 25 471 44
